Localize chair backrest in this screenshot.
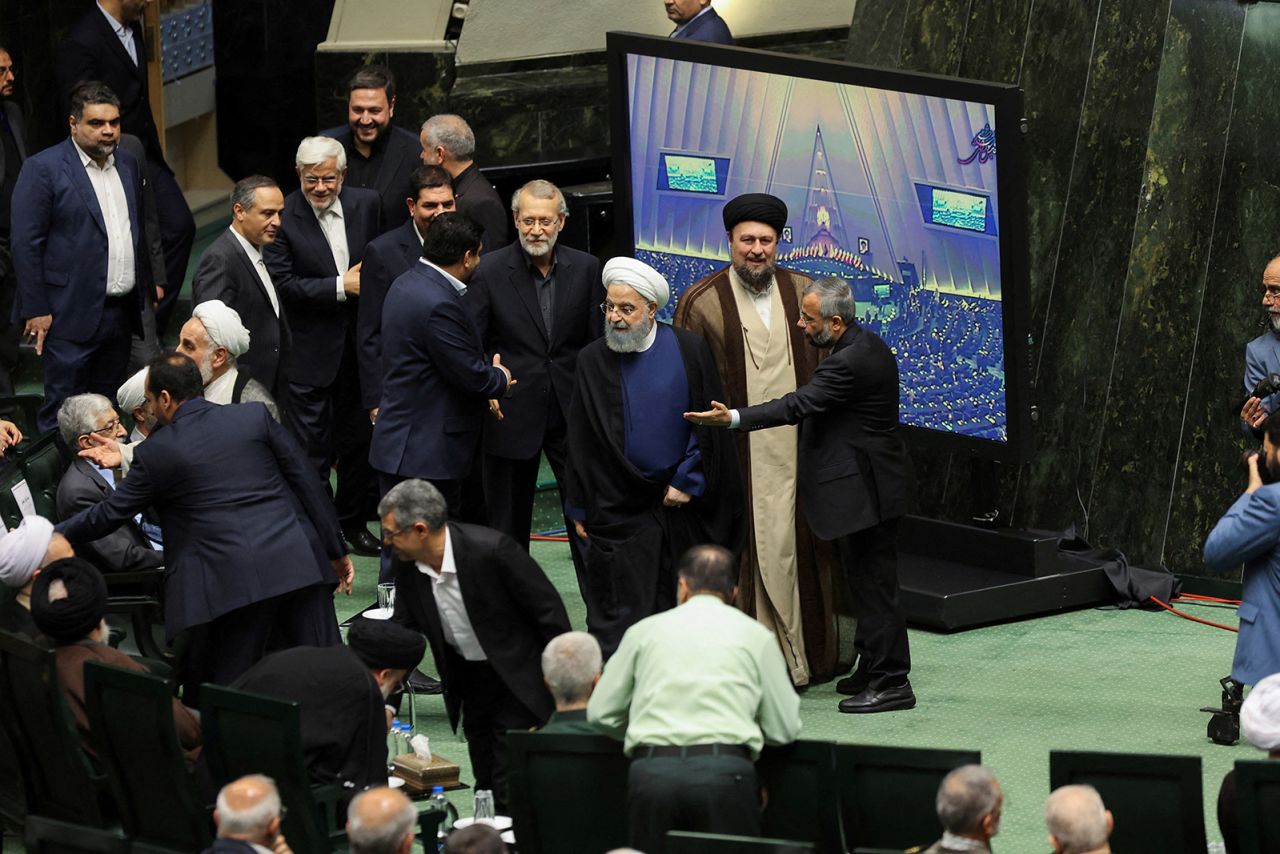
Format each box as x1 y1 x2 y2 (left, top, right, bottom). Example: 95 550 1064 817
22 815 128 854
666 831 815 852
506 731 631 854
1233 759 1280 853
0 394 45 443
756 740 845 854
1049 749 1205 854
0 708 31 832
836 743 980 851
201 683 335 854
0 432 69 529
82 661 212 850
0 630 108 825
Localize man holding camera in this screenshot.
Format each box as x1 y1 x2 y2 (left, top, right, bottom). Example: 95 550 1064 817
1240 256 1280 435
1204 412 1280 687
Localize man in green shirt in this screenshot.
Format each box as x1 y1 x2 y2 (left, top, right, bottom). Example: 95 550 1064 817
539 630 603 735
587 544 801 853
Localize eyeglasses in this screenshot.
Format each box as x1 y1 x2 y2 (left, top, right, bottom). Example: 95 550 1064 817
518 216 558 230
301 175 340 188
1265 285 1280 301
599 301 641 318
381 525 407 542
86 418 121 437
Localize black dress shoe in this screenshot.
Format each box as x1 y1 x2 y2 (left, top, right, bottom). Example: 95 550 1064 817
344 526 382 556
838 682 916 714
407 668 444 695
835 669 870 696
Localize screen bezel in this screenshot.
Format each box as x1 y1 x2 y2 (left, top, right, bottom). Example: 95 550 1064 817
606 31 1033 463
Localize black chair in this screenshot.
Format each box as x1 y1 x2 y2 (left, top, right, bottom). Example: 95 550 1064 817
0 630 113 826
666 830 815 852
0 712 30 834
1049 749 1205 854
836 743 980 851
22 815 128 854
0 432 65 528
756 740 845 854
506 731 630 854
83 661 212 851
1233 759 1280 853
0 394 46 451
201 683 346 854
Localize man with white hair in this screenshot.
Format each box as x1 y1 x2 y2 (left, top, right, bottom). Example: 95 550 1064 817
265 135 382 556
420 114 507 250
205 774 291 854
565 257 742 656
1218 671 1280 853
178 299 279 421
921 765 1002 853
540 630 603 734
346 786 416 854
1045 784 1113 854
0 515 74 640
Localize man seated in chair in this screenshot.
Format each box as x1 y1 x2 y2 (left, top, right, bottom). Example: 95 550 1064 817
205 774 293 854
231 615 425 799
56 393 164 573
539 631 602 735
347 786 417 854
914 764 1002 853
178 299 280 421
29 556 200 760
0 515 75 641
1045 784 1113 854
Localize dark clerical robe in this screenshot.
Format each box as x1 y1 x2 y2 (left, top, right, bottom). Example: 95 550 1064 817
565 323 743 656
232 645 386 801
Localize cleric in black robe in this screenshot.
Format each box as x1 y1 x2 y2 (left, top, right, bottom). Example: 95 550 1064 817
565 257 743 657
230 616 426 802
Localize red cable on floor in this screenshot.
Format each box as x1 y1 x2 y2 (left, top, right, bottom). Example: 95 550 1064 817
530 534 569 542
1149 596 1238 633
1176 593 1242 605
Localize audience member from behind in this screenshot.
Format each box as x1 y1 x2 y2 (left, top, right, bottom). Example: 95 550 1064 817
588 544 801 854
29 557 200 759
419 114 508 249
346 786 416 854
1045 784 1112 854
539 631 602 734
443 823 506 854
1218 671 1280 854
179 299 280 419
921 764 1002 853
205 774 292 854
0 516 73 640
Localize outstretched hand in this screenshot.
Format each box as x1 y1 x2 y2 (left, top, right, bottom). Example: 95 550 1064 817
683 400 732 427
0 419 21 457
331 556 354 596
79 431 123 469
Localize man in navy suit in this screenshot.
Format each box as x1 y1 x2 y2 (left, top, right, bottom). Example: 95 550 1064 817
686 277 914 714
666 0 735 44
323 65 422 233
57 353 354 701
468 180 602 556
56 0 196 333
12 81 146 433
357 164 456 420
265 136 383 555
370 212 512 548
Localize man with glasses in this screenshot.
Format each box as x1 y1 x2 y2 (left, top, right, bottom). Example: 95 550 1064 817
1242 255 1280 436
564 257 742 657
467 180 601 586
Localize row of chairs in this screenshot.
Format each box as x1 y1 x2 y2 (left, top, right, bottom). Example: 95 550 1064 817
505 732 1280 854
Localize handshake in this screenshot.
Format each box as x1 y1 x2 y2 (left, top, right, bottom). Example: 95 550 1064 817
489 354 517 421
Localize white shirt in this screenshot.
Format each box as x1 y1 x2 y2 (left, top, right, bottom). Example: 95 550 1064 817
310 197 349 302
730 267 775 329
228 227 281 317
635 321 658 353
74 141 135 297
204 368 237 405
418 257 467 297
416 528 486 661
97 2 138 65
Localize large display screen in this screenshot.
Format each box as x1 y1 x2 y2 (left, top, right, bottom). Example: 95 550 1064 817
607 34 1032 460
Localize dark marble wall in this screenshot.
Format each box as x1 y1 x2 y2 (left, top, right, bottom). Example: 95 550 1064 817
852 0 1272 577
1 0 100 151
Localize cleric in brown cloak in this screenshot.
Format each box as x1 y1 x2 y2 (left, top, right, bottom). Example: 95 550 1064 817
565 257 743 658
672 192 848 686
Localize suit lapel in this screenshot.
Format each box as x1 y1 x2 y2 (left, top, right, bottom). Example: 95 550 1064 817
508 251 548 345
374 132 405 197
226 231 276 311
95 11 145 80
117 154 140 242
63 141 107 234
340 189 362 263
287 197 337 276
398 222 422 269
548 249 578 349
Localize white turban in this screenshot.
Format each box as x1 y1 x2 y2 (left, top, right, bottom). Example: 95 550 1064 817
0 516 54 588
602 257 670 310
1243 673 1280 750
117 367 148 414
192 300 251 357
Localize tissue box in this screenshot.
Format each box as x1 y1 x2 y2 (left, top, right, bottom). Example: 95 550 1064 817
392 752 462 791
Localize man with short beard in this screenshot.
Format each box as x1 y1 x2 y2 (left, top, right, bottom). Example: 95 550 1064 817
467 180 602 569
565 258 742 657
177 299 280 421
673 193 838 689
1241 255 1280 435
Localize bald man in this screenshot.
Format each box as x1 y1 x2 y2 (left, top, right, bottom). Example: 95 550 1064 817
1241 256 1280 435
206 774 291 854
346 786 416 854
178 300 279 420
1045 785 1113 854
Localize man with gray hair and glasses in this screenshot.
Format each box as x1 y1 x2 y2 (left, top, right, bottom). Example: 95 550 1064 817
346 786 416 854
919 765 1002 853
686 276 913 714
1045 784 1113 854
205 774 292 854
539 630 602 734
420 114 508 249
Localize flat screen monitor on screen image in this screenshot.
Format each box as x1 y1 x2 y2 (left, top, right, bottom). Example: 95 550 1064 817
607 33 1033 463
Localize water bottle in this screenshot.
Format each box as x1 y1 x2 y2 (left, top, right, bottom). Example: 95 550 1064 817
421 785 457 846
401 720 415 757
387 719 402 767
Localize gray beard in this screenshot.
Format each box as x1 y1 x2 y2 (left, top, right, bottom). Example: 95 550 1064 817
734 263 774 296
604 313 654 353
807 323 835 348
1270 312 1280 332
519 233 557 258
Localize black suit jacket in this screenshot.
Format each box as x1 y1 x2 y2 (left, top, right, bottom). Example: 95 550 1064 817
390 523 570 730
0 101 28 189
355 219 422 409
55 457 163 574
737 324 910 540
263 187 380 387
453 163 509 251
322 124 420 231
192 229 290 400
671 7 735 44
55 8 165 168
468 241 602 459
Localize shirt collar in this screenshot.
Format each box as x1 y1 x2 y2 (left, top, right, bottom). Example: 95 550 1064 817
526 247 558 279
413 220 427 246
309 195 344 221
72 139 114 170
634 320 659 353
419 258 468 296
97 2 130 37
228 226 264 261
416 526 455 579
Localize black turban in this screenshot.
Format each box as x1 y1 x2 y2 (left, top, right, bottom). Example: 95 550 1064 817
30 557 108 646
722 193 788 235
347 616 427 670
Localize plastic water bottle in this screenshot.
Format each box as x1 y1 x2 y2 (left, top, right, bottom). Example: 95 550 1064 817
400 721 415 759
421 785 457 847
388 719 404 763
